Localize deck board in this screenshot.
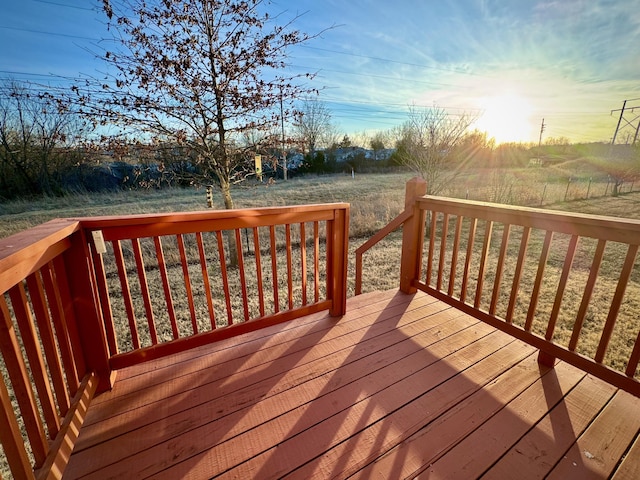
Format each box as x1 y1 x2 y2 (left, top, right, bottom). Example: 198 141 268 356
64 290 640 479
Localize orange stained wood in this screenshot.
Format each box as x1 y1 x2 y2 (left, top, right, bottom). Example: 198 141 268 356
62 290 640 480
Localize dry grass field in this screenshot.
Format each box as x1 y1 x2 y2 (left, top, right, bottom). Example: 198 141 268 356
1 170 639 340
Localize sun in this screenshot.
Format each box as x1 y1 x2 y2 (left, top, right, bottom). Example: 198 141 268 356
475 94 534 144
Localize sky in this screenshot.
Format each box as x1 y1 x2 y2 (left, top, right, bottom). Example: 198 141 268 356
1 0 639 145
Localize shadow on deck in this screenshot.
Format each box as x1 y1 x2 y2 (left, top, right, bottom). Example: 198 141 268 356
64 290 640 479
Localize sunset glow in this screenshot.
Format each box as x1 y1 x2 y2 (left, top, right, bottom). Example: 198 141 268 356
475 94 535 144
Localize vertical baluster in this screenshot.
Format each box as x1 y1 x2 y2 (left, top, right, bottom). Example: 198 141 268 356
216 231 233 326
26 271 70 416
627 331 640 378
595 244 639 363
286 224 294 310
489 224 511 316
154 236 179 338
0 294 48 466
525 230 554 332
49 257 83 391
0 371 34 480
544 235 579 341
505 226 531 323
176 234 198 334
448 216 463 297
88 248 117 355
314 221 320 303
474 220 494 309
235 229 250 322
269 225 280 313
132 238 157 345
112 240 140 350
425 211 437 286
9 283 60 439
42 263 80 394
437 213 449 291
460 217 478 304
569 239 606 351
253 227 265 317
300 222 308 306
195 232 216 329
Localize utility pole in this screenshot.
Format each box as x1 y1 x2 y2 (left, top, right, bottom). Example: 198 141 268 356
538 118 546 148
611 98 640 145
611 100 627 145
280 90 287 181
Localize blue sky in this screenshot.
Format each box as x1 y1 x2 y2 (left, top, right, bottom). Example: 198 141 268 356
2 0 639 144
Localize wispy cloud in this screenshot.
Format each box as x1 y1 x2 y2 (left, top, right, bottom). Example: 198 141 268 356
1 0 638 142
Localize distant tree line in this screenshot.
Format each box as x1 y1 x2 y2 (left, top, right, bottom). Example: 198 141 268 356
2 81 639 201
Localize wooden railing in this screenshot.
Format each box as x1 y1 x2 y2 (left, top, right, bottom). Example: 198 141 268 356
81 204 349 368
357 177 640 397
0 203 349 480
0 219 105 480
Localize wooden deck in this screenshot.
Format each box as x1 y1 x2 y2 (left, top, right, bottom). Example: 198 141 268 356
63 289 640 480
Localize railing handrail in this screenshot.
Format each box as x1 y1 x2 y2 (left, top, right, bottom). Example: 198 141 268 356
354 208 412 295
355 177 427 295
0 218 79 294
417 195 640 244
74 202 349 226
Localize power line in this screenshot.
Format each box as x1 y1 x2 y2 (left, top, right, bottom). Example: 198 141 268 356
0 24 98 41
32 0 96 11
288 63 471 90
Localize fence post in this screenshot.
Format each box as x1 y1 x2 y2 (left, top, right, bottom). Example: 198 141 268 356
62 230 114 393
329 205 349 316
400 177 427 293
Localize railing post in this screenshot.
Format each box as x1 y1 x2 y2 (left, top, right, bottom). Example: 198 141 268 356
62 230 114 393
329 206 349 316
400 177 427 293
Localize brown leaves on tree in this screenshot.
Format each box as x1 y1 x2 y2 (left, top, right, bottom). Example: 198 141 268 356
68 0 321 209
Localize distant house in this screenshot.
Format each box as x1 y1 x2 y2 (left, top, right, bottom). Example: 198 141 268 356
332 147 394 163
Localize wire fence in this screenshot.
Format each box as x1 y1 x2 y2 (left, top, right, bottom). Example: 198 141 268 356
447 174 638 208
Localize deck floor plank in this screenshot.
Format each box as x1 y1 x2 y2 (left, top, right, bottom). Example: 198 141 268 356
547 389 640 480
482 374 632 479
421 372 616 480
63 290 640 480
357 357 589 480
288 343 541 480
212 327 513 480
612 433 640 480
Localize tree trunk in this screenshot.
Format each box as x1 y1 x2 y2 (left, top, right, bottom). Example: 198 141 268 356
221 177 234 209
220 177 239 266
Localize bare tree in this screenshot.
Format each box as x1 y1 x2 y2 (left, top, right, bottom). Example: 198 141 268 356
0 81 86 197
395 105 478 195
370 132 386 161
73 0 321 209
293 97 334 155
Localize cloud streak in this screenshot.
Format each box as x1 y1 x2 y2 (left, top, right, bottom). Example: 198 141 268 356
1 0 638 143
